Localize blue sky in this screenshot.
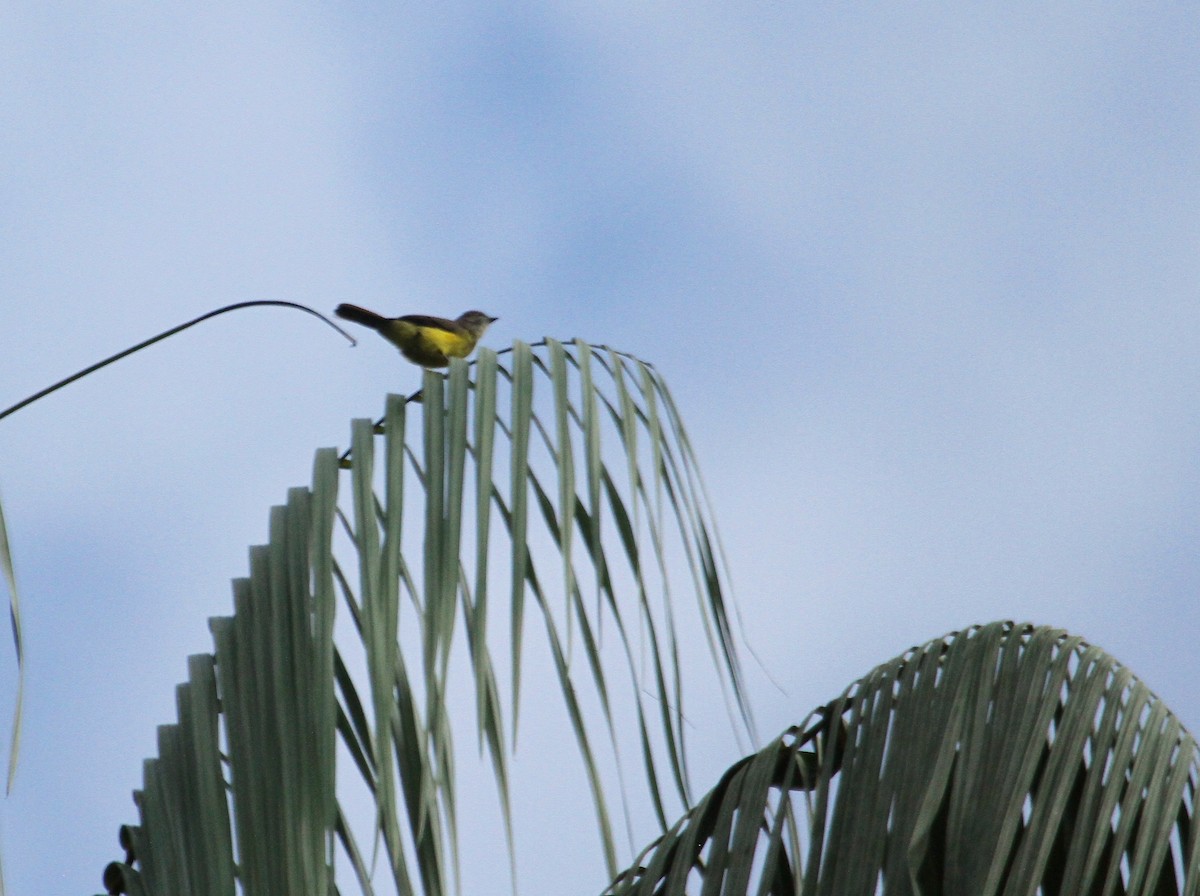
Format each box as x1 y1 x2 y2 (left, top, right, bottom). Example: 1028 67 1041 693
2 4 1199 892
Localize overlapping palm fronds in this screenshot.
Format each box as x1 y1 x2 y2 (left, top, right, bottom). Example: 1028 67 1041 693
92 344 1200 896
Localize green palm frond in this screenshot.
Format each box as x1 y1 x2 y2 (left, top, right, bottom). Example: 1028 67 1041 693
0 491 21 896
606 621 1200 896
101 340 752 895
0 492 22 798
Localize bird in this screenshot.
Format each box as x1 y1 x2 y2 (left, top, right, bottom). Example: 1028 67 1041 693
334 304 498 368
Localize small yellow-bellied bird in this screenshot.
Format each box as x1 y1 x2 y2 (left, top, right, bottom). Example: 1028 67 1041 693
334 304 498 368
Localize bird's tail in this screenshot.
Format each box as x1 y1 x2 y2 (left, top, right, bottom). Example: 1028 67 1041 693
334 303 391 330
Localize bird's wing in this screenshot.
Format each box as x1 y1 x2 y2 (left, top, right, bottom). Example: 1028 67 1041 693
397 314 463 333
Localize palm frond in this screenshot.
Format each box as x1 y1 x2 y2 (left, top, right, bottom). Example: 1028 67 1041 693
605 620 1200 896
102 340 750 895
0 490 23 804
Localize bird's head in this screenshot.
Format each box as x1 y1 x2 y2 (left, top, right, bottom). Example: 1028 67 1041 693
457 310 498 337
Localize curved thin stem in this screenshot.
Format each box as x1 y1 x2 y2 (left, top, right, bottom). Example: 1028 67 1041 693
0 300 356 423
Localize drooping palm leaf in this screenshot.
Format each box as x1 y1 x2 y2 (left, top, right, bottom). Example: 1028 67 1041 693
605 620 1200 896
0 491 23 800
101 340 751 896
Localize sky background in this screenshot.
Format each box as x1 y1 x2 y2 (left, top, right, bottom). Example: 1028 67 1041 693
2 4 1199 893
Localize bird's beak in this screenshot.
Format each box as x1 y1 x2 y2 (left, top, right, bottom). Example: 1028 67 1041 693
489 316 499 323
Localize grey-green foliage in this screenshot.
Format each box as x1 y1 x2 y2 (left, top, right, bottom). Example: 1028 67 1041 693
0 496 21 772
606 621 1200 896
103 340 752 895
0 491 21 896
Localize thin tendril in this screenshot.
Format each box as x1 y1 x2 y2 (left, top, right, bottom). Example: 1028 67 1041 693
0 300 356 423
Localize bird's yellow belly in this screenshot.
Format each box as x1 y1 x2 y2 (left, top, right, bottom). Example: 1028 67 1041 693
421 327 472 358
380 319 472 367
